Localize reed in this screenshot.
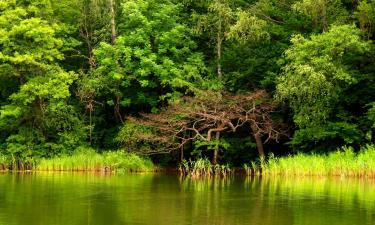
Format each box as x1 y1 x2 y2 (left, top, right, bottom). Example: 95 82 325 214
243 159 266 176
36 148 155 172
256 145 375 177
180 158 232 178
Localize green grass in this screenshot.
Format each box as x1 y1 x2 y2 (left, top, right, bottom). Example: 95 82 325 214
36 148 155 172
247 145 375 177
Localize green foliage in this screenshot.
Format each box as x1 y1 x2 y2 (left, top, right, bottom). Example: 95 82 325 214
0 0 85 160
277 25 370 128
292 0 349 31
192 138 230 156
116 122 154 152
228 11 269 43
290 122 362 152
193 0 235 36
0 153 9 170
92 0 206 110
221 0 310 91
1 0 375 169
367 102 375 128
355 0 375 39
276 25 374 151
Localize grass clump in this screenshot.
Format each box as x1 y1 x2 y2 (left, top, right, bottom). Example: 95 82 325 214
179 158 232 178
243 160 265 176
36 147 154 172
253 145 375 177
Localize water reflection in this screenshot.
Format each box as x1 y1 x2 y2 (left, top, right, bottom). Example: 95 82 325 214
0 173 374 225
244 176 375 225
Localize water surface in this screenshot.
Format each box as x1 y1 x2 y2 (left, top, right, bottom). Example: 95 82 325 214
0 173 374 225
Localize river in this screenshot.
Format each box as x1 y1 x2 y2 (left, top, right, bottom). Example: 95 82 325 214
0 173 374 225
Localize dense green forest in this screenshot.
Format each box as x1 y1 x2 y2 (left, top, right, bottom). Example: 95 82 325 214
2 0 375 170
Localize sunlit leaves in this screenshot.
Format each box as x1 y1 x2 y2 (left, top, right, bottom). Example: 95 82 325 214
276 25 370 128
92 0 206 108
9 70 76 105
292 0 348 31
228 11 269 43
355 0 375 39
0 0 83 157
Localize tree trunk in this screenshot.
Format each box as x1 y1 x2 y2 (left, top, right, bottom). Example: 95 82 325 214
321 1 328 32
80 7 95 68
109 0 117 43
115 95 124 123
207 126 226 164
89 101 93 145
180 144 184 162
250 124 265 160
217 18 223 80
213 131 220 165
254 133 265 160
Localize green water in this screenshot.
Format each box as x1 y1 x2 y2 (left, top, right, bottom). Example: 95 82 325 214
0 173 374 225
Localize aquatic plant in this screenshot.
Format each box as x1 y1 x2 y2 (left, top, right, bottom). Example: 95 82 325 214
180 158 232 178
243 158 265 176
243 164 251 176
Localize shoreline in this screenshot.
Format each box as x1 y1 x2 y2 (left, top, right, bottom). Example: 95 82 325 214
1 168 375 179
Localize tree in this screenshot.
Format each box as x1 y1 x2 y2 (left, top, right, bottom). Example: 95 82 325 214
218 0 311 92
90 0 207 121
191 0 268 81
292 0 349 32
0 0 84 163
121 90 285 161
355 0 375 39
76 0 115 68
276 25 370 151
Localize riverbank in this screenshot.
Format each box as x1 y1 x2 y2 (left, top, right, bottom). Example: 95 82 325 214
2 145 375 177
179 145 375 178
0 148 155 172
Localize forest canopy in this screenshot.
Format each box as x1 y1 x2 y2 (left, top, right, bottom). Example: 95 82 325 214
1 0 375 167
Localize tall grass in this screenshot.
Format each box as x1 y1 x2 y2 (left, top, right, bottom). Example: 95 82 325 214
179 158 232 178
0 154 8 171
36 148 154 172
249 145 375 177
